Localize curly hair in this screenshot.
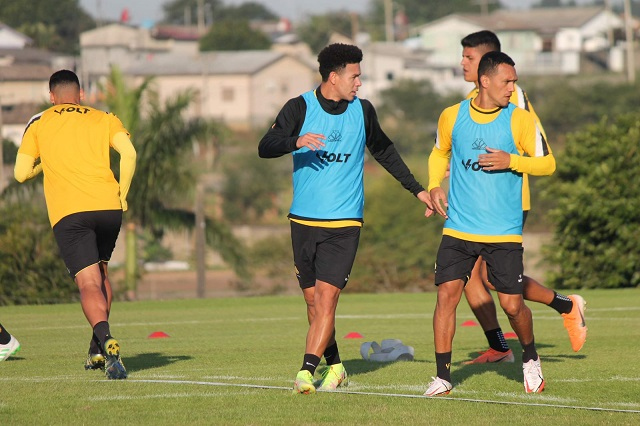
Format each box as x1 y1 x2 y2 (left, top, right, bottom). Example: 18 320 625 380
317 43 363 82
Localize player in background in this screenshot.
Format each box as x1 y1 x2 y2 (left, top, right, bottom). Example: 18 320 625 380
15 70 136 380
259 43 434 394
458 31 586 364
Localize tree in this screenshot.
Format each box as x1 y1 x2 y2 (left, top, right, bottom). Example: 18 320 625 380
296 12 354 54
199 19 271 51
0 0 95 53
541 114 640 289
102 67 249 297
162 0 277 25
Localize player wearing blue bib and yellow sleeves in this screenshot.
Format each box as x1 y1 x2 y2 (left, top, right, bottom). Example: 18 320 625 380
424 52 553 397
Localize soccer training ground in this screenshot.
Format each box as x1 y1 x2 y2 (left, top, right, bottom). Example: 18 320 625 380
1 289 639 425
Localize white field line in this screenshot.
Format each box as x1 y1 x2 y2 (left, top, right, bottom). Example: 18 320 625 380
125 378 640 414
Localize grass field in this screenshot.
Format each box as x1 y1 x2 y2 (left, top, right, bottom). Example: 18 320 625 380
1 289 639 425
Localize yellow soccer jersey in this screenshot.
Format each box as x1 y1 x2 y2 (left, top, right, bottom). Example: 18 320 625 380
18 104 131 226
466 84 547 211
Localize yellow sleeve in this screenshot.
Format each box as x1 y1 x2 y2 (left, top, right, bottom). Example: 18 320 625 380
428 105 457 191
14 153 43 182
15 117 43 182
509 109 555 176
110 132 137 211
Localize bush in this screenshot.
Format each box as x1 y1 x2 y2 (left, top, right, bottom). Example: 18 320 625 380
0 202 76 305
541 114 640 289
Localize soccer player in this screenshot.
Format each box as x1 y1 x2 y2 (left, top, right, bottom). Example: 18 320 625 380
259 43 434 394
425 51 554 396
0 321 20 362
14 70 136 380
458 31 586 364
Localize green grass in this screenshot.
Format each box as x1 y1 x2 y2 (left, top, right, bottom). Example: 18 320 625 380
1 289 639 425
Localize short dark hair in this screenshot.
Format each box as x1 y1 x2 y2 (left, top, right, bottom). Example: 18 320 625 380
49 69 80 92
461 30 501 52
317 43 363 81
477 51 515 79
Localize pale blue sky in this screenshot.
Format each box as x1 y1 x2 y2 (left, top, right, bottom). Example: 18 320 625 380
78 0 567 26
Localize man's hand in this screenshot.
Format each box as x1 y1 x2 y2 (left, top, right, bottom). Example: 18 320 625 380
416 190 435 218
429 187 448 218
478 147 510 171
296 133 325 151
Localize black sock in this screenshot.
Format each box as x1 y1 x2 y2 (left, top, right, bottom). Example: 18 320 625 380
522 340 538 363
323 342 341 365
89 333 102 355
93 321 112 351
548 292 573 315
485 328 510 352
301 354 321 375
435 352 452 383
0 322 11 345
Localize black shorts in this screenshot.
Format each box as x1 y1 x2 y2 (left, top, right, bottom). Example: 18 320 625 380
52 210 123 278
290 221 360 290
435 235 524 295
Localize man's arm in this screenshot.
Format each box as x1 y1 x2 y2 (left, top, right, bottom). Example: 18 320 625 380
258 96 306 158
428 106 456 218
111 132 137 211
14 153 42 182
478 108 555 176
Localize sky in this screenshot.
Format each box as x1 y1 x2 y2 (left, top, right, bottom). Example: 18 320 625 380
78 0 560 26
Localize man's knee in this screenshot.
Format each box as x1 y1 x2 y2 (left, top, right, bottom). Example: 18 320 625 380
499 296 526 319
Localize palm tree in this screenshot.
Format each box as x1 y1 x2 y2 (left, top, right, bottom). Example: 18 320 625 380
102 67 248 298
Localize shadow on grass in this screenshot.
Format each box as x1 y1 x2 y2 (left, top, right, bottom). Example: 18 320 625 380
341 357 433 377
124 352 192 373
453 340 586 387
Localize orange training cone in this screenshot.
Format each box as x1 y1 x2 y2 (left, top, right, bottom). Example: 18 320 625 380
148 331 170 338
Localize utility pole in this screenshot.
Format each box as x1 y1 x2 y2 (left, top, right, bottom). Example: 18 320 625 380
472 0 497 17
384 0 394 42
624 0 635 83
195 182 206 298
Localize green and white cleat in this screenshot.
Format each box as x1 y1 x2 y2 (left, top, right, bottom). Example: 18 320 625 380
0 336 21 362
292 370 316 395
315 363 349 391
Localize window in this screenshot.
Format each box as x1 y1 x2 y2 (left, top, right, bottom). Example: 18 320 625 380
222 87 234 102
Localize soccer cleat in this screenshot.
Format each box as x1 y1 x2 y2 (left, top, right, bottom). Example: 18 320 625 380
103 338 127 380
315 363 349 391
523 357 545 393
424 376 452 397
292 370 316 395
0 335 21 362
84 353 106 370
562 294 587 352
463 348 515 365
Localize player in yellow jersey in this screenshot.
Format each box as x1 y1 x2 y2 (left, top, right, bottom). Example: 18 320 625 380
457 31 586 364
15 70 136 380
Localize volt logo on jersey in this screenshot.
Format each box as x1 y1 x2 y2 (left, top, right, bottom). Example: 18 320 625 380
461 158 483 171
316 151 352 163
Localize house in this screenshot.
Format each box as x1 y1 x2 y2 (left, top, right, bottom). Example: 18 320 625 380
124 50 317 129
410 6 625 75
0 22 33 49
